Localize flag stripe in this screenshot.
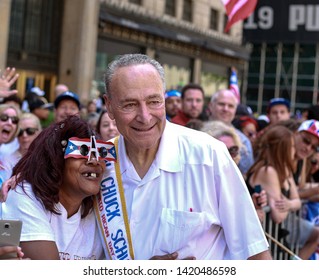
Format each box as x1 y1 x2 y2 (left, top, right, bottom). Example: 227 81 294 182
222 0 238 15
223 0 257 32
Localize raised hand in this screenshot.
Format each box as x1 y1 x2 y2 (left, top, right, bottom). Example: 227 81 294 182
0 67 19 98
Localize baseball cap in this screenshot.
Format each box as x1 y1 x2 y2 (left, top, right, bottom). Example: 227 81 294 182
298 119 319 140
267 98 290 112
165 90 181 99
29 97 53 112
54 91 81 109
29 87 45 97
236 104 253 116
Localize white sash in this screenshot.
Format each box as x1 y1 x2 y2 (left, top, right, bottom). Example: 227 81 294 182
94 137 134 260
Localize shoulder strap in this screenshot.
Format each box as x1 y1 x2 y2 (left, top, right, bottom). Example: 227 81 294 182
94 136 135 260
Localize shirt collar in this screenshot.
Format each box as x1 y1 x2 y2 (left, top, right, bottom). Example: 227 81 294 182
117 121 182 174
156 121 182 172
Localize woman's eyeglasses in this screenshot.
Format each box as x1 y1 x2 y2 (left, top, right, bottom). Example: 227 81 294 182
18 127 38 137
0 114 19 125
311 159 319 166
64 136 117 162
228 146 239 158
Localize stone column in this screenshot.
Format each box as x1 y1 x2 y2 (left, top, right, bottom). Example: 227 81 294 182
0 0 12 70
192 57 202 84
59 0 99 104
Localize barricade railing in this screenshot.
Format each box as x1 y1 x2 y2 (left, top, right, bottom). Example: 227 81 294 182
262 206 301 260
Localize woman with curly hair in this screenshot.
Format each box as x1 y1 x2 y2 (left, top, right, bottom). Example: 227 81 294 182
1 115 115 260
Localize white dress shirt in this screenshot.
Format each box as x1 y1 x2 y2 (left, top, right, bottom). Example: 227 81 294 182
117 121 268 259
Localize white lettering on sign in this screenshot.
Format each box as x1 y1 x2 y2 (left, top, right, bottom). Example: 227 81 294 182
289 5 319 31
244 7 274 30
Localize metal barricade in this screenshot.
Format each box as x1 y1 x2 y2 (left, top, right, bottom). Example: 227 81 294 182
262 206 301 260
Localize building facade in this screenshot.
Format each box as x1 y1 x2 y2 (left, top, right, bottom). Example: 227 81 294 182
243 0 319 115
1 0 251 104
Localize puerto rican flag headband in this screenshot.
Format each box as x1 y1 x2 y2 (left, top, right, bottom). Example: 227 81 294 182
64 136 116 162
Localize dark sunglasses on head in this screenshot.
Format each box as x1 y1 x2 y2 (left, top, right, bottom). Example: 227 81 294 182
18 127 38 137
0 114 19 124
228 145 239 158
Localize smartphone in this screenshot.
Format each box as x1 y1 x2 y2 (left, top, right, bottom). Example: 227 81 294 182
254 184 262 194
0 220 22 259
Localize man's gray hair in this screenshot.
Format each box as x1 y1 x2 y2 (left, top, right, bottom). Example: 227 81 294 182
210 89 238 104
104 53 166 98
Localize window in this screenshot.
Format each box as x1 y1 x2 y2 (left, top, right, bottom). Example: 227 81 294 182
223 14 230 34
165 0 176 16
182 0 192 22
128 0 142 5
8 0 62 70
210 8 218 31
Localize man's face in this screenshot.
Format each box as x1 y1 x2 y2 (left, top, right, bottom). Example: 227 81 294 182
165 96 181 118
55 99 80 123
181 89 204 119
105 64 166 152
268 104 290 124
209 91 237 125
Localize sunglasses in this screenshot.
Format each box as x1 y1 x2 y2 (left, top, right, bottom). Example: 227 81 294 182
311 159 319 166
0 114 19 125
79 144 108 158
64 136 117 162
301 135 318 151
228 146 239 158
18 127 38 137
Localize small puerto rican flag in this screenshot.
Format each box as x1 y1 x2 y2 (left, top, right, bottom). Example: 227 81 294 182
64 136 116 162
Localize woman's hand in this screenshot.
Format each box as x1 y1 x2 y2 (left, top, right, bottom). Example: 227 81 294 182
0 246 24 259
0 67 19 98
252 190 267 209
0 175 17 202
274 195 290 212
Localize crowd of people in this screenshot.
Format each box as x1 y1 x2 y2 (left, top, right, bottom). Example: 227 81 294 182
0 53 318 260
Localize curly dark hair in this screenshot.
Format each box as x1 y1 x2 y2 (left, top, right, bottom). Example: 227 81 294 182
13 115 99 218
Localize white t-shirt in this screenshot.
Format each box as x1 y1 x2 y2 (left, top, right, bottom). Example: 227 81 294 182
2 182 104 260
115 121 268 260
0 137 19 156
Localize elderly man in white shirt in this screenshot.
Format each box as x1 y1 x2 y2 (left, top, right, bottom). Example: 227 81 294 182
94 54 271 260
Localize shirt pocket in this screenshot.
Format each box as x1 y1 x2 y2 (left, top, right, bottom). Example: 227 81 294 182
153 208 212 259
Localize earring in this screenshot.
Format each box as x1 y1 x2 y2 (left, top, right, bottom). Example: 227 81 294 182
61 139 67 152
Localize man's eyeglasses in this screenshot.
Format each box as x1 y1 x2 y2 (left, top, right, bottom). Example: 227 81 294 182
301 135 318 151
18 127 38 137
0 114 19 125
228 146 239 158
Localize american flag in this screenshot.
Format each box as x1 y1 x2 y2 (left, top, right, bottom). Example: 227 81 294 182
222 0 258 32
229 68 240 103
